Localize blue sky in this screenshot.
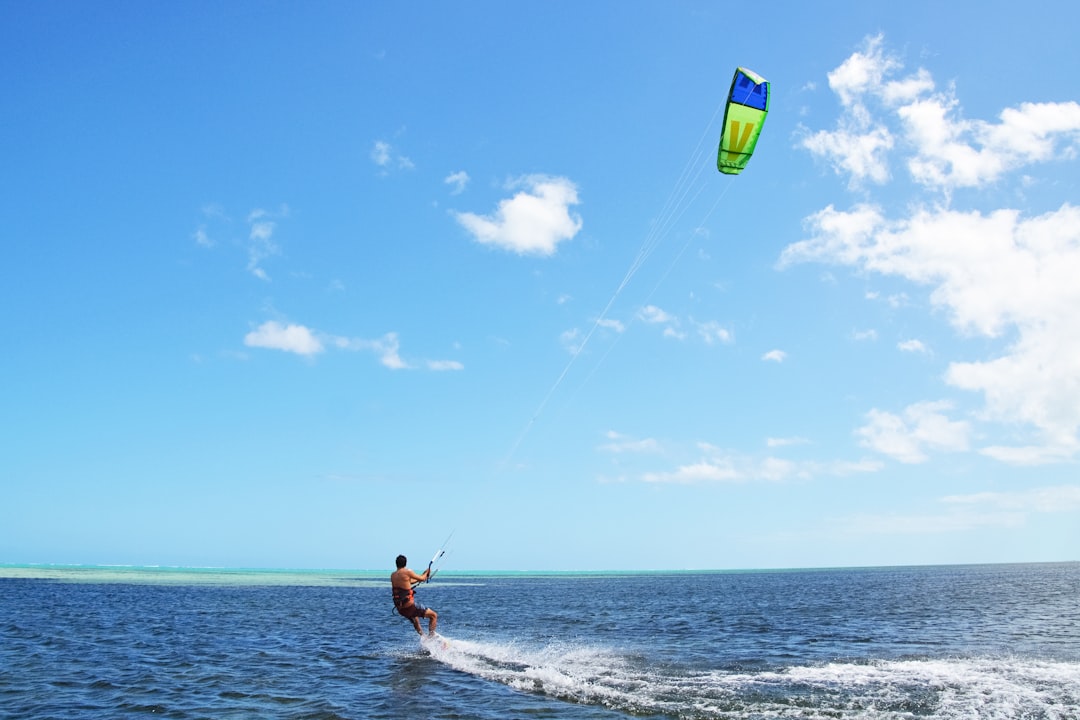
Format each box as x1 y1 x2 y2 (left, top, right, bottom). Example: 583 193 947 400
4 1 1079 571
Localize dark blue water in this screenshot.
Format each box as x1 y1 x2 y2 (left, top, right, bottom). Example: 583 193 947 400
2 563 1078 719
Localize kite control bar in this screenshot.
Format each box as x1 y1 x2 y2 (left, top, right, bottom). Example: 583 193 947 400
411 530 455 588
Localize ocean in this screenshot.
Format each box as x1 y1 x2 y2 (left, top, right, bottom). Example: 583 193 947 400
1 562 1078 719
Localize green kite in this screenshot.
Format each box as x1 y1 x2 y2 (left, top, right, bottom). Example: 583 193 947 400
717 67 770 175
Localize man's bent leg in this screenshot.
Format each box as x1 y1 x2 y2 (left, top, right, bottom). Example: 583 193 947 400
425 608 438 636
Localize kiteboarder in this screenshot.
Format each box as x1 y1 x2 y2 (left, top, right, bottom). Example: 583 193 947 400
391 554 438 636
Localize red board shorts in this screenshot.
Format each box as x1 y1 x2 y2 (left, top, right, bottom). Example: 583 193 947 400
398 601 429 620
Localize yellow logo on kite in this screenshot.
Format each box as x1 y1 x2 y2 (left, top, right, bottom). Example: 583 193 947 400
726 121 756 155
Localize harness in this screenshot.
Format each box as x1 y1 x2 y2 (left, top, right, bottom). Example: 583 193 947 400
392 585 423 619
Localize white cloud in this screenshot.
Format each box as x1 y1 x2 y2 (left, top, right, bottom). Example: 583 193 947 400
826 34 900 109
785 201 1080 460
639 304 687 340
800 34 1080 193
244 321 323 356
453 175 582 256
801 126 894 187
898 339 929 354
762 349 787 362
597 317 625 333
789 36 1080 461
444 171 470 195
639 305 675 324
880 68 935 106
643 460 741 484
904 98 1080 191
799 35 899 188
856 401 971 464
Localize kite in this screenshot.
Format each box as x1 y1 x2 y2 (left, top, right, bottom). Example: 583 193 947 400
716 67 770 175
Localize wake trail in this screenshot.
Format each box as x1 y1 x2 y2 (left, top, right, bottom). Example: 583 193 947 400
417 635 1080 720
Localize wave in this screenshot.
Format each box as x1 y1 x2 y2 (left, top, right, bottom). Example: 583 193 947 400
419 635 1080 719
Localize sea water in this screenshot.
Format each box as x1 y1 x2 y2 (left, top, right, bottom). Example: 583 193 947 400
2 563 1078 719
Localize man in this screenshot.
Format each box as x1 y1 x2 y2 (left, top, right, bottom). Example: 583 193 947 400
391 554 438 636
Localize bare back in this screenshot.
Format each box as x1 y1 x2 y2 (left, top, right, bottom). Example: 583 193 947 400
391 567 423 593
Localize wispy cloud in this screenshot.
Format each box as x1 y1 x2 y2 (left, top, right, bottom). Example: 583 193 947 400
192 204 228 248
560 328 583 355
191 203 287 281
839 484 1080 536
444 170 470 195
898 338 930 354
427 359 465 371
841 509 1026 535
598 430 661 454
762 349 787 362
193 226 213 248
694 319 734 345
341 332 409 370
942 485 1080 513
639 304 684 340
244 322 461 371
371 140 414 173
641 442 881 484
643 460 743 484
245 209 281 281
371 140 391 166
635 306 732 346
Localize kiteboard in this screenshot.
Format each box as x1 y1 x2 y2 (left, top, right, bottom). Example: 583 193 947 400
420 632 451 652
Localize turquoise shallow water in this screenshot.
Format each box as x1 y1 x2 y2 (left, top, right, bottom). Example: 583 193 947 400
0 565 389 587
3 563 1079 719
